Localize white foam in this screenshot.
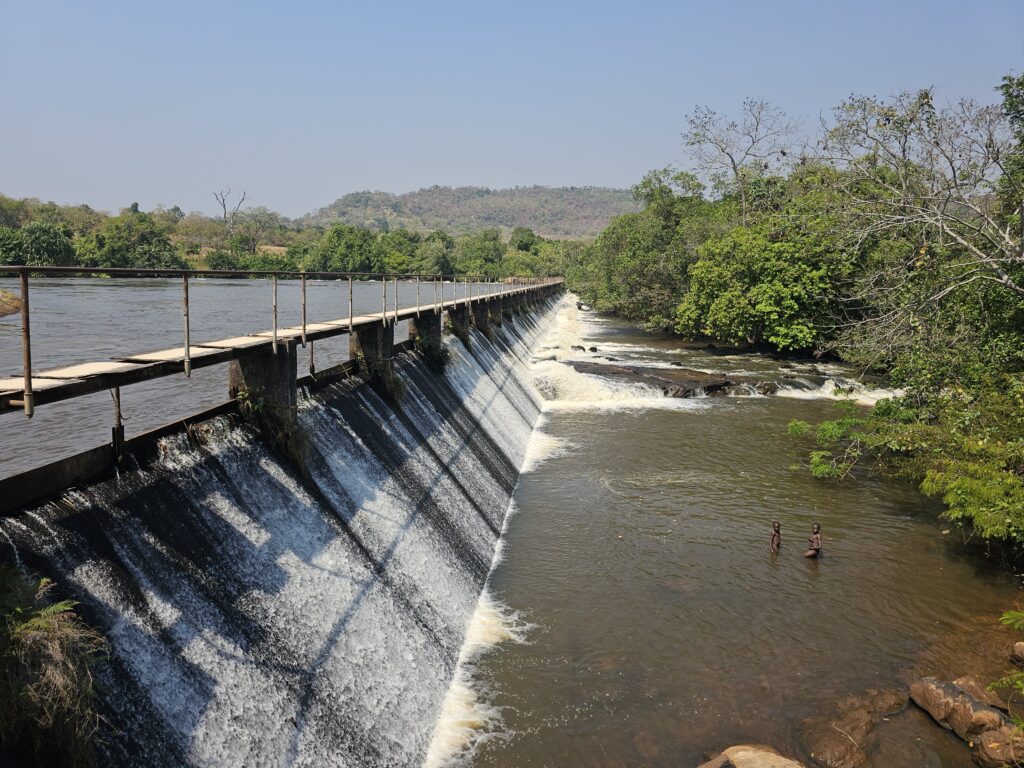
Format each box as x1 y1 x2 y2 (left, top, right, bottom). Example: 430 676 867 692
776 379 903 406
519 430 571 473
422 590 531 768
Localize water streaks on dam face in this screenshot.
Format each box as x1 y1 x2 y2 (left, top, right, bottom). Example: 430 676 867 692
0 301 558 767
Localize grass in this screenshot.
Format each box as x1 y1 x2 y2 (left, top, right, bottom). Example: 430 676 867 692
0 565 106 767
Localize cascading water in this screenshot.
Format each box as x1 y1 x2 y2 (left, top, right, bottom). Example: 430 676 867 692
0 298 560 768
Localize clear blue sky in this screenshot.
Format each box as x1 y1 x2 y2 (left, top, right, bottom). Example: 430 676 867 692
2 0 1021 218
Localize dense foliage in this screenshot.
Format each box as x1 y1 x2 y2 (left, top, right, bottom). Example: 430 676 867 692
0 194 578 278
567 75 1024 547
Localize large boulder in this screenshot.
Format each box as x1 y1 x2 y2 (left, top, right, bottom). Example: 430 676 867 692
910 676 1024 767
910 677 1007 740
698 744 806 768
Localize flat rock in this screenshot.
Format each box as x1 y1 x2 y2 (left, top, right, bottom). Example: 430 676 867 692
698 744 806 768
566 360 780 398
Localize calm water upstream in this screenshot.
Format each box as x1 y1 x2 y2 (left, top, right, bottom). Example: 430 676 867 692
0 277 500 477
452 301 1020 767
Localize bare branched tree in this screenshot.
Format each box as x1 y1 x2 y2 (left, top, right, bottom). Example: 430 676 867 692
213 188 247 235
684 97 800 225
821 89 1024 300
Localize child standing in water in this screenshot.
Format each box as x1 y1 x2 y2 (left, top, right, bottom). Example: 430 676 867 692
803 523 822 558
769 521 781 554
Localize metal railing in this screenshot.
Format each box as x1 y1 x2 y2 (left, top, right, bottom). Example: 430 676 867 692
0 265 561 418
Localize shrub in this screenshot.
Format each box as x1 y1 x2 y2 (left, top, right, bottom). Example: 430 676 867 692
0 566 106 767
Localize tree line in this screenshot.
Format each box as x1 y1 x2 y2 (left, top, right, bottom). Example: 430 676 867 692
564 76 1024 547
0 192 574 277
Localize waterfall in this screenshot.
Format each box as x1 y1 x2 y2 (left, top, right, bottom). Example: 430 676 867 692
0 298 559 768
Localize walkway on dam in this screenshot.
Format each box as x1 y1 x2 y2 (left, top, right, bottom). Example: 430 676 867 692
0 269 563 417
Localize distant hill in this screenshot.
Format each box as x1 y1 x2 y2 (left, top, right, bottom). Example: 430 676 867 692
299 185 638 239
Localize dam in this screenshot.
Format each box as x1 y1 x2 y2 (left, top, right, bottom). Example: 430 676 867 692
0 270 563 767
2 272 1020 768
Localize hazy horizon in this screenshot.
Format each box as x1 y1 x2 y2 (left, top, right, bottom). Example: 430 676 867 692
2 0 1021 218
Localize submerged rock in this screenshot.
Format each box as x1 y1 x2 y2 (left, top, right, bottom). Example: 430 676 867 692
698 744 806 767
588 346 598 352
799 688 906 768
909 676 1024 767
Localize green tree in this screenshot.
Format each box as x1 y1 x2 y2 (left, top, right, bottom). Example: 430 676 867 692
0 222 76 267
453 229 505 276
76 212 187 269
316 223 379 272
676 220 846 350
509 227 540 252
411 230 455 274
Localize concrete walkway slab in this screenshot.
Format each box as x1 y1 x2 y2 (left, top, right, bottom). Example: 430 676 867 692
201 336 274 349
37 361 147 379
0 376 82 394
124 346 225 363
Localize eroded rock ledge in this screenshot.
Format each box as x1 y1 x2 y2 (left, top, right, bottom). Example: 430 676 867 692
566 360 779 398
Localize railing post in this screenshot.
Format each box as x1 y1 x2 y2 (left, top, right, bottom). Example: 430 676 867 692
382 274 387 326
182 274 191 377
300 272 307 348
416 274 420 316
272 275 278 354
111 386 124 463
393 276 398 321
19 269 33 418
348 275 354 333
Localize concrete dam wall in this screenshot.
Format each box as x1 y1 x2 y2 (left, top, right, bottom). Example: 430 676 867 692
0 293 561 767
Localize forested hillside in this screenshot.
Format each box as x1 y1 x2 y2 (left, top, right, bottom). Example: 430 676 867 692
300 186 637 237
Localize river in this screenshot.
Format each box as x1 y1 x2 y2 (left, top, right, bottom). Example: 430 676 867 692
441 300 1020 767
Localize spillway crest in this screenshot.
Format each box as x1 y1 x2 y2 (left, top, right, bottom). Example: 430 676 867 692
0 299 558 768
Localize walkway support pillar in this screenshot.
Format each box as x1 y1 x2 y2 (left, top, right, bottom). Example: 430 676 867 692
350 320 399 400
409 309 447 371
447 304 471 348
228 341 298 429
471 301 492 338
487 296 503 327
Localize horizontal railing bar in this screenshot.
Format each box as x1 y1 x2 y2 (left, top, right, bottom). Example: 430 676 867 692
0 265 556 282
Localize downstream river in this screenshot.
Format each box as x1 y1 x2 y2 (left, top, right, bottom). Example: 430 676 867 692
456 302 1019 767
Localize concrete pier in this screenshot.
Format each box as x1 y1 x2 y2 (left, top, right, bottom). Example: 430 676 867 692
471 301 491 337
350 321 398 398
228 341 299 428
